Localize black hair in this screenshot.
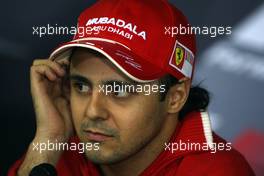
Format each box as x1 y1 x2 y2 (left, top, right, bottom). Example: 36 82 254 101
159 75 209 120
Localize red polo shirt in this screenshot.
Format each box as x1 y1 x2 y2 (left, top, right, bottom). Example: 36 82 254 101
8 111 255 175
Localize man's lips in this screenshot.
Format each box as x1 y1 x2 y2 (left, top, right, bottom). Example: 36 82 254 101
83 129 113 142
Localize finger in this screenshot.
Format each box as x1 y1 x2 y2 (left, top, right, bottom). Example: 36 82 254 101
31 65 58 81
55 97 73 137
33 59 69 66
52 77 63 95
57 59 70 75
33 59 65 77
32 59 47 65
56 59 70 66
61 77 70 101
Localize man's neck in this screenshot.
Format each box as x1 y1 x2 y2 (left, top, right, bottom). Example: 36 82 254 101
99 117 178 176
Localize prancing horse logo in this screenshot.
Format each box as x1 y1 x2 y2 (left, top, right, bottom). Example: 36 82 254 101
175 46 184 66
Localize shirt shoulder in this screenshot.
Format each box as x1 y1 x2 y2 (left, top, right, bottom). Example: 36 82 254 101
177 135 255 176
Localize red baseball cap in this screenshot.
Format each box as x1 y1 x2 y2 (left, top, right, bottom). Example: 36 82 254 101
49 0 196 82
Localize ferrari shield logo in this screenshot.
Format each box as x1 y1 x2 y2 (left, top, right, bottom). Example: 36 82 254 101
175 46 184 65
169 40 195 78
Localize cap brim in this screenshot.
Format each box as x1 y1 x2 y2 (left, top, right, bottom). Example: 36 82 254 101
49 38 165 83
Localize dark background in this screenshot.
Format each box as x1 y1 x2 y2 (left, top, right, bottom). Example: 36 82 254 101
2 0 264 175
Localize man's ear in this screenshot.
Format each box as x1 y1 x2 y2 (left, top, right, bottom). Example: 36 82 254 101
166 78 191 113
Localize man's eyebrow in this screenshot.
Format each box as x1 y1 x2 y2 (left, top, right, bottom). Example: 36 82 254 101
69 75 140 88
69 74 92 86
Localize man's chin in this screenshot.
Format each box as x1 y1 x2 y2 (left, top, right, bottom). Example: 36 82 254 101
78 136 127 164
84 149 123 164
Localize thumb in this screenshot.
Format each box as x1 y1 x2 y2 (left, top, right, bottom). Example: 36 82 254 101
55 97 74 139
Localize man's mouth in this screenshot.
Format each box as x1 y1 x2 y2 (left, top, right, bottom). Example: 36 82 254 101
83 129 113 142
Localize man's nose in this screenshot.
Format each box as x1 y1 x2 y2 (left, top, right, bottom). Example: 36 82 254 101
84 90 109 121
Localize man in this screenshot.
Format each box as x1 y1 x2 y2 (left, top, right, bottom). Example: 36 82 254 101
9 0 255 175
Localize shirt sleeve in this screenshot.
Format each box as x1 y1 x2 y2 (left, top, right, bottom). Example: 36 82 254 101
7 157 25 176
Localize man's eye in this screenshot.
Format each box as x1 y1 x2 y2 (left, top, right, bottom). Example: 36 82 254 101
113 90 130 98
74 82 90 93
